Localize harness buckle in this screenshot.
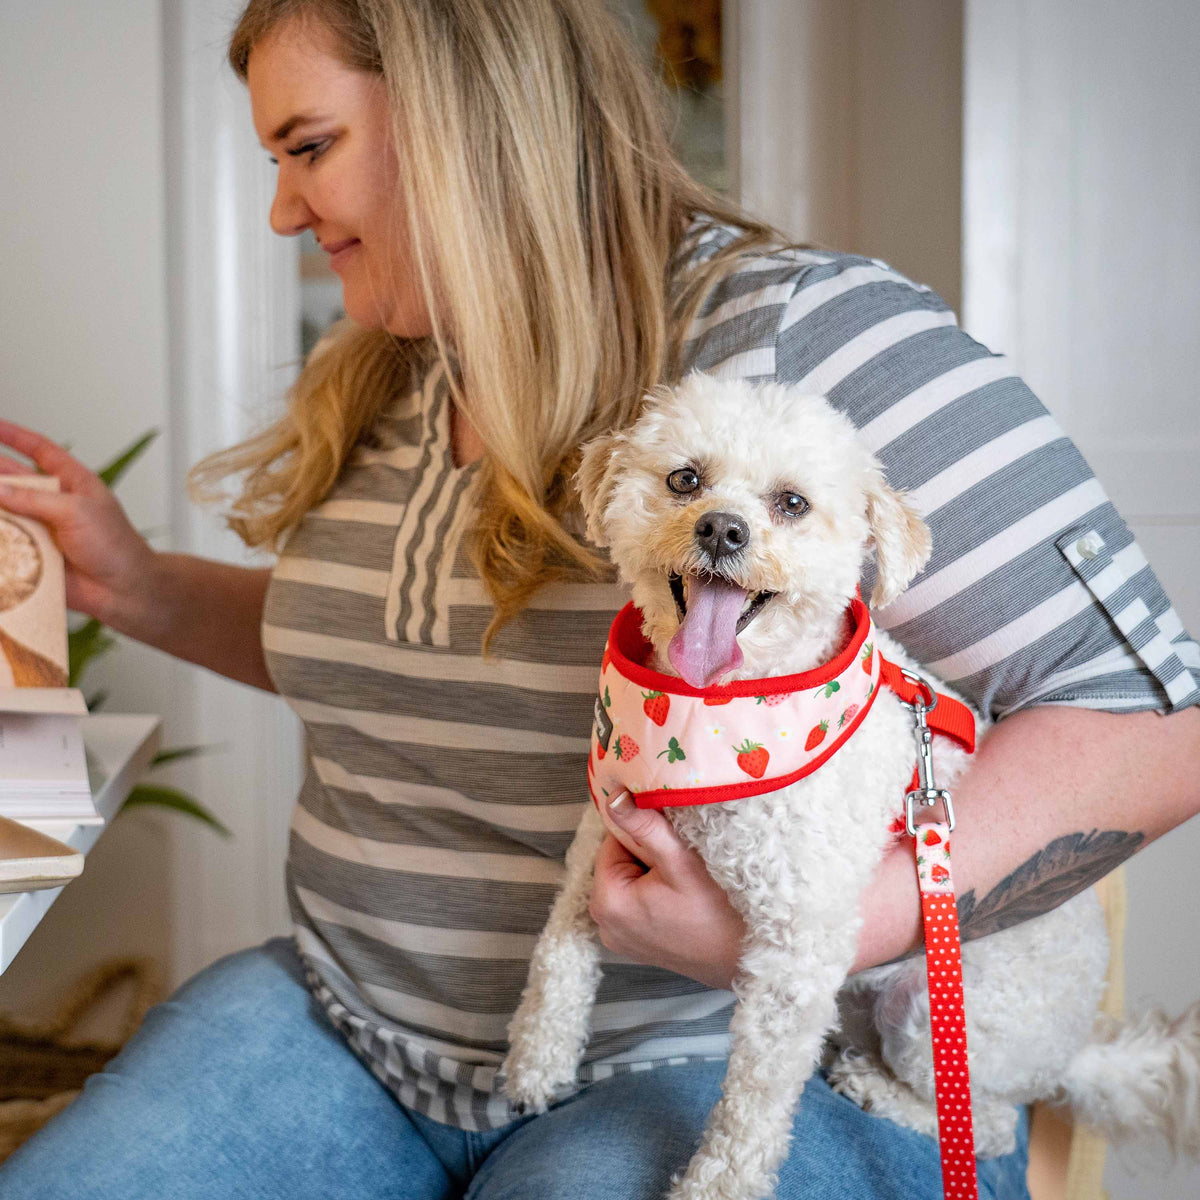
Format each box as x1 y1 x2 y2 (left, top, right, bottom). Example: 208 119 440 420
899 669 956 836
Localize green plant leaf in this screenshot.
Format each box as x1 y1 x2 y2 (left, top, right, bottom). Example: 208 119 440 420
98 429 159 488
68 618 116 687
121 784 232 837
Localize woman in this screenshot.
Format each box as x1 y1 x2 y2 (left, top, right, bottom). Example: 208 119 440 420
0 1 1196 1196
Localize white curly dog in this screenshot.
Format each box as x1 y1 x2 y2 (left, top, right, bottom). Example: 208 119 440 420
502 373 1200 1200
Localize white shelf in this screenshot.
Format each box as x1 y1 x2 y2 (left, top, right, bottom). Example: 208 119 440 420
0 713 161 974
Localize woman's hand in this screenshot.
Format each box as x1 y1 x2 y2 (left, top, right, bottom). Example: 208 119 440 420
0 419 157 626
590 792 745 990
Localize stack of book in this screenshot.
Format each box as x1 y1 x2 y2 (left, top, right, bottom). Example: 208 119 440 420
0 475 92 891
0 689 94 823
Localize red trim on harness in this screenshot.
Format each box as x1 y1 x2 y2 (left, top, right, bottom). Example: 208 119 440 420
606 595 874 699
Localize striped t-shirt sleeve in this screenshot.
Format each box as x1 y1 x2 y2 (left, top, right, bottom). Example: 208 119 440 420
771 254 1200 720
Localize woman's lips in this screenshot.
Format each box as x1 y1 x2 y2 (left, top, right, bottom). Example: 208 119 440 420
325 239 361 270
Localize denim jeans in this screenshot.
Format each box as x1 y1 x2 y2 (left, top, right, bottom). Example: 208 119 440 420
0 937 1029 1200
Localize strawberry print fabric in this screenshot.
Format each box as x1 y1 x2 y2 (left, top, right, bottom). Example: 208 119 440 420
588 600 880 809
916 821 978 1200
915 824 955 893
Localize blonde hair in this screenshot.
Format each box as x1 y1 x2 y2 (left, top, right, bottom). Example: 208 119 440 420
193 0 789 648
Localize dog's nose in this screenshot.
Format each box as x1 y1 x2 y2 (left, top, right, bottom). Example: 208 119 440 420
694 511 750 561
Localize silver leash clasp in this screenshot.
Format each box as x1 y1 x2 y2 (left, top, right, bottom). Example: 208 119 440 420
898 669 955 836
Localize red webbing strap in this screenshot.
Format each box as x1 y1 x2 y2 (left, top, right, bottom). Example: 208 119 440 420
879 655 979 1197
879 658 976 754
914 822 978 1199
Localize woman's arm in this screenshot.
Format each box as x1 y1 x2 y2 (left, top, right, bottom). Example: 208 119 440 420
853 701 1200 971
589 702 1200 989
123 553 276 693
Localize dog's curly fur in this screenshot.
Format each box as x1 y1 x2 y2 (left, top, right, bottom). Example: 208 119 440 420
501 374 1200 1200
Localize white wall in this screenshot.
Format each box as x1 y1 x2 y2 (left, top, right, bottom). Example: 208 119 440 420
735 0 963 310
161 0 304 984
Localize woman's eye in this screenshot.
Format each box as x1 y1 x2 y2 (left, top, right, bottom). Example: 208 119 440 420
666 467 701 495
777 492 810 518
288 140 329 162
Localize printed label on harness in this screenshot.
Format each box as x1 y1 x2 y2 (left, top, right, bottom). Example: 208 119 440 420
593 692 613 754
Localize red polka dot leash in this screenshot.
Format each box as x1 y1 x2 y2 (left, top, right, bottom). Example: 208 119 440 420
896 669 979 1200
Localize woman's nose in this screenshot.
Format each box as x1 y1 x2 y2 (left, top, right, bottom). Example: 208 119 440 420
269 173 315 237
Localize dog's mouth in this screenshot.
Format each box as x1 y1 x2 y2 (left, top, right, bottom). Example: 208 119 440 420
667 571 776 688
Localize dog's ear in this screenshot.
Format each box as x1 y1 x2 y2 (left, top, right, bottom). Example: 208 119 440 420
574 431 625 547
866 479 932 608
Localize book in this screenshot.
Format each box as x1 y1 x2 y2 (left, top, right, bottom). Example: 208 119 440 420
0 475 68 687
0 478 98 824
0 813 83 893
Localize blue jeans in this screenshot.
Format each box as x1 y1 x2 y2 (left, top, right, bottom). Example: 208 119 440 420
0 937 1029 1199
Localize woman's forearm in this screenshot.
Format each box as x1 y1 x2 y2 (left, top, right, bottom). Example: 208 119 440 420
852 702 1200 972
578 689 1200 992
109 552 277 693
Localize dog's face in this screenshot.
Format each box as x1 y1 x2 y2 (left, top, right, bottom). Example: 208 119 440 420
577 374 930 686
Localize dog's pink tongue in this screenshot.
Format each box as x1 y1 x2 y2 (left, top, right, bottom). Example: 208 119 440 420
668 577 746 688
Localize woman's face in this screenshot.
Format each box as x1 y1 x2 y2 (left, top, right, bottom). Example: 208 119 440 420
247 19 432 337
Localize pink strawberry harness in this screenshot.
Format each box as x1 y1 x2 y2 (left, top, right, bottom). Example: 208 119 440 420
587 599 878 808
587 596 974 810
586 598 982 1199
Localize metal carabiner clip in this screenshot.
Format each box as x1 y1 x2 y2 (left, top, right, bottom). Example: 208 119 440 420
898 669 956 836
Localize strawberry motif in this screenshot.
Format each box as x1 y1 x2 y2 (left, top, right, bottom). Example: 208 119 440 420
602 645 612 674
755 693 787 707
921 828 942 847
703 695 733 706
815 680 841 699
930 863 950 885
861 642 874 674
838 703 860 728
641 691 670 726
596 740 606 760
804 720 829 751
613 734 639 761
734 739 769 779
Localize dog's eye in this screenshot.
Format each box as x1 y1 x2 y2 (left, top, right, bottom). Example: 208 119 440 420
777 492 810 518
666 467 701 495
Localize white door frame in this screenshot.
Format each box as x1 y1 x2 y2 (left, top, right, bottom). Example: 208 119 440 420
161 0 303 982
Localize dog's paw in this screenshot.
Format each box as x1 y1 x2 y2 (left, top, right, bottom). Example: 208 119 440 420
499 1053 571 1114
501 1077 553 1114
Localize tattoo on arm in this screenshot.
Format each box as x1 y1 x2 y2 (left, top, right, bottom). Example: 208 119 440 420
956 829 1144 943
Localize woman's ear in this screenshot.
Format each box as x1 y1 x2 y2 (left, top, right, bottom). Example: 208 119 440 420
866 480 932 608
574 431 625 547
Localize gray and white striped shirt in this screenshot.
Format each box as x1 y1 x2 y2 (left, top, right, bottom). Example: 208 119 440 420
262 220 1200 1130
